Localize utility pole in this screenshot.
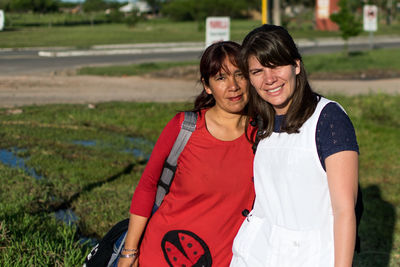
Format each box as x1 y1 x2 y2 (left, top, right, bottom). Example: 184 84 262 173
386 0 393 25
262 0 268 24
262 0 280 25
273 0 281 26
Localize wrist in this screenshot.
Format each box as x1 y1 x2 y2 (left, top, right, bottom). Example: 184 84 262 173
122 248 138 253
120 247 139 260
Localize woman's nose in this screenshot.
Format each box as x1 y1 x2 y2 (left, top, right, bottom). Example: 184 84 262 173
228 77 240 91
263 69 277 85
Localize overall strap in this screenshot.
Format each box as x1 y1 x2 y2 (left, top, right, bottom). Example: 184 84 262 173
153 111 198 211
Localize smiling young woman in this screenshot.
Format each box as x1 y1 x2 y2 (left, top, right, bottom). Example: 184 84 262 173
230 25 361 267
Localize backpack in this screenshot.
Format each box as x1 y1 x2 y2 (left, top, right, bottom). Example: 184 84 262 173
83 111 198 267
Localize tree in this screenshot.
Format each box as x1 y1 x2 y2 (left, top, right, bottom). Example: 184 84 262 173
161 0 256 22
330 0 362 55
7 0 59 13
145 0 161 15
283 0 314 7
83 0 107 26
83 0 107 13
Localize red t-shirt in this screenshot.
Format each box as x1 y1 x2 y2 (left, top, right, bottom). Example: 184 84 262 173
130 109 256 267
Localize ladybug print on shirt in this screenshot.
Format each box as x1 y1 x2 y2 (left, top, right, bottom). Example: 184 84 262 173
161 230 212 267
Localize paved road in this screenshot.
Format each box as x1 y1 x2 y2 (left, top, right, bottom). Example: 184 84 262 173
0 36 399 108
1 36 400 75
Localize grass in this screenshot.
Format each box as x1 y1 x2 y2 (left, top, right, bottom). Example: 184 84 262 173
76 47 400 78
0 19 259 48
0 95 399 266
4 12 111 27
1 15 399 48
0 102 191 265
78 61 198 76
327 94 400 267
304 48 400 75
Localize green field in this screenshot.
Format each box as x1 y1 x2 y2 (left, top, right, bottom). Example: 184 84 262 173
1 19 261 48
1 14 400 48
1 11 399 266
0 95 399 266
76 47 400 79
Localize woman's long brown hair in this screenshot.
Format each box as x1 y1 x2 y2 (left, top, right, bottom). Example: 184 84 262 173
241 24 319 139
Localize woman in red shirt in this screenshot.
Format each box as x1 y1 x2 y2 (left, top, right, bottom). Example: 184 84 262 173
119 41 256 267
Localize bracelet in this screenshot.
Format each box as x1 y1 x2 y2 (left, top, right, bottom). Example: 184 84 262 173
119 252 138 259
122 248 138 253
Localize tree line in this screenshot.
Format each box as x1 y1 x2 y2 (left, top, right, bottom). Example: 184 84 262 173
0 0 341 15
0 0 395 24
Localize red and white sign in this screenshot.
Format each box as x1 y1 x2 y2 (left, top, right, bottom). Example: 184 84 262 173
205 17 230 48
363 5 378 32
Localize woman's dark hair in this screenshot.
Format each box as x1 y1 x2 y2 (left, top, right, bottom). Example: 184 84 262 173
240 24 318 138
192 41 242 113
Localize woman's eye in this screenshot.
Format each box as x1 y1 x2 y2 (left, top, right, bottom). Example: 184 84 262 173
250 70 261 75
215 75 225 81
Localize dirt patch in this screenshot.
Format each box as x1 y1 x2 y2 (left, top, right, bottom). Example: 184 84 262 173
0 67 399 108
142 65 200 81
0 74 202 108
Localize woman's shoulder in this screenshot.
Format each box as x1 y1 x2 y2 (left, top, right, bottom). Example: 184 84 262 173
170 110 207 133
319 101 349 120
316 101 359 158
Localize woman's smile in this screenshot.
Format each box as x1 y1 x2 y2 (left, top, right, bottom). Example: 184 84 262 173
248 55 300 115
264 85 283 94
228 94 243 102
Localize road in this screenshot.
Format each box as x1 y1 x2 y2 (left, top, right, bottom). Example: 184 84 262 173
0 36 399 108
1 36 400 75
0 50 203 76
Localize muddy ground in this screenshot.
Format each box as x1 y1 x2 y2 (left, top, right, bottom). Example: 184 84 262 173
0 66 399 108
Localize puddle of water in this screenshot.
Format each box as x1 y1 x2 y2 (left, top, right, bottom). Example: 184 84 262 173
54 209 79 226
124 147 150 160
53 209 98 246
0 148 43 180
72 140 97 146
126 137 153 160
73 137 154 161
126 137 154 147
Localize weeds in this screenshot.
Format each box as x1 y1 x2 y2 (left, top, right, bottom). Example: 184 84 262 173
0 98 398 265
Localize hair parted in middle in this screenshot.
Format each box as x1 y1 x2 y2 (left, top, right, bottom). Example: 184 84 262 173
240 24 319 138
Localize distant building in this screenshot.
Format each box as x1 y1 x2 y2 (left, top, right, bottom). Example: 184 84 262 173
119 0 151 14
60 5 82 14
315 0 339 31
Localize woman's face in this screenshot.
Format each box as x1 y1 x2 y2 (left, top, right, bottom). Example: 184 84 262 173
203 58 248 115
248 55 300 115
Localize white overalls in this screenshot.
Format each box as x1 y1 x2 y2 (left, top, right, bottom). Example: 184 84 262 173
231 98 335 267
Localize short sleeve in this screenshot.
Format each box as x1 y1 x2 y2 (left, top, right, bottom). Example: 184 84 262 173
130 113 182 217
316 102 359 170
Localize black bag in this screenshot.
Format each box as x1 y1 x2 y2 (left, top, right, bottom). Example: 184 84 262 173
83 219 129 267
